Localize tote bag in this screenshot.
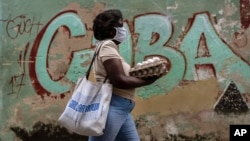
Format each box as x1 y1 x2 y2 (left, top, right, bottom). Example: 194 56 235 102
58 43 112 136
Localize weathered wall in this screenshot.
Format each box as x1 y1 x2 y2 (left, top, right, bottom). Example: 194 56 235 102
1 0 250 140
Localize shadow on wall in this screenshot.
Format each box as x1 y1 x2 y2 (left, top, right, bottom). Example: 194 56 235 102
10 121 88 141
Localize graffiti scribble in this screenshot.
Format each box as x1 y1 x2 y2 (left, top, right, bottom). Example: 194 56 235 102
8 74 25 97
8 43 30 97
0 14 43 39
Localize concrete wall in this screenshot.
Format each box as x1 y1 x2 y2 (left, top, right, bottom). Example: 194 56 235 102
1 0 250 140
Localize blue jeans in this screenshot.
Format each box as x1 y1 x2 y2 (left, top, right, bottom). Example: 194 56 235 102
88 94 140 141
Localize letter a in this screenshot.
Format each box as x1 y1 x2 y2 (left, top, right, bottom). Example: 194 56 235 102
234 129 241 136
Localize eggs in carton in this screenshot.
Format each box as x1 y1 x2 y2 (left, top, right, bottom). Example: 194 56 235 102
129 57 169 79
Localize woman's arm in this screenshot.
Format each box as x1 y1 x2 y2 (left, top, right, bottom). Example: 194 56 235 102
103 58 159 89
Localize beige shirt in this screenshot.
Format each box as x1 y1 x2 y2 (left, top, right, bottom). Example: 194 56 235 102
93 40 135 100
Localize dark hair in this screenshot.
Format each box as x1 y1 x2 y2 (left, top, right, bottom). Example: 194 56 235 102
93 9 123 40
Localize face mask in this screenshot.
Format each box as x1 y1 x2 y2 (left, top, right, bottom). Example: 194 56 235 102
113 27 127 43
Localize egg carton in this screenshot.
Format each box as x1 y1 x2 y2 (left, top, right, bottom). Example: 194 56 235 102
129 57 169 78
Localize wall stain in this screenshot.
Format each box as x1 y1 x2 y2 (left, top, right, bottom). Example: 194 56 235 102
10 120 224 141
135 110 250 141
10 121 88 141
135 115 224 141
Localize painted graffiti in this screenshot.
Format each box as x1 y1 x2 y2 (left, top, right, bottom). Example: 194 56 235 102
0 14 43 39
134 13 185 97
25 10 250 98
29 10 88 97
180 12 250 93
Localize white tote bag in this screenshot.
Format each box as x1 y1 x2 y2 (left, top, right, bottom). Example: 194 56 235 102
58 44 112 136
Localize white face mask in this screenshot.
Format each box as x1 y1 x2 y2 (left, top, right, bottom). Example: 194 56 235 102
113 27 127 43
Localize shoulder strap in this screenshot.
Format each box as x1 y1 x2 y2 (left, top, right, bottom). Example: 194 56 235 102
85 43 102 80
85 41 108 83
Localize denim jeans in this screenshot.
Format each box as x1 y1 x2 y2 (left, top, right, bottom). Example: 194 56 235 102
88 94 140 141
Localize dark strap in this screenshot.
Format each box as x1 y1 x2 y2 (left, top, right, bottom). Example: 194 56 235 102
85 42 108 83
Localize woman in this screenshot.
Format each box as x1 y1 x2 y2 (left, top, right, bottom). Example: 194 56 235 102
89 9 160 141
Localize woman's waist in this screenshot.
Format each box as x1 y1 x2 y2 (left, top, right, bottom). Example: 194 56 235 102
113 88 135 100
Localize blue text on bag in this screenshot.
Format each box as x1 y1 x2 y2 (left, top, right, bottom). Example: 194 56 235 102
68 99 100 113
